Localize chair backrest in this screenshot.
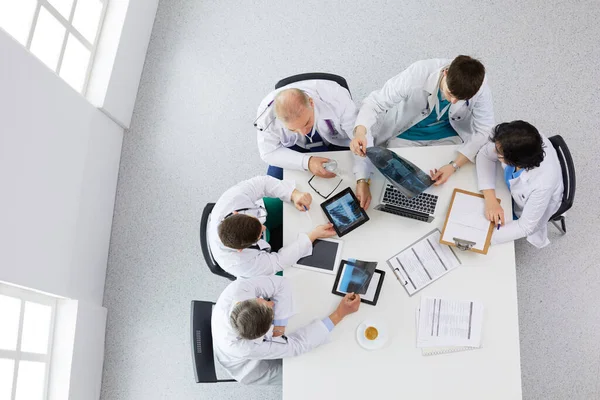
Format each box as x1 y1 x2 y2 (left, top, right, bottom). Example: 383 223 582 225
190 301 218 383
548 135 576 220
200 203 236 281
275 73 351 97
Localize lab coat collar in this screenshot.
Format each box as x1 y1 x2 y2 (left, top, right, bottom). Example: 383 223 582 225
424 65 447 95
424 66 447 113
311 93 336 122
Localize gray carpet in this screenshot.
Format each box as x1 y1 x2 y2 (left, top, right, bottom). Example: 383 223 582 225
101 0 600 399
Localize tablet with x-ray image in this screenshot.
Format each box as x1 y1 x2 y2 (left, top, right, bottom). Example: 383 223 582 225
320 188 369 237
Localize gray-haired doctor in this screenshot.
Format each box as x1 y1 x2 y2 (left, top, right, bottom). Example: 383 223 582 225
211 275 361 384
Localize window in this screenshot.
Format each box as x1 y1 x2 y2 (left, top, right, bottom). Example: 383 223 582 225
0 0 108 94
0 284 57 400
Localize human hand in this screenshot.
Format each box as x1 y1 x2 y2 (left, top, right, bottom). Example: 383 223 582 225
329 293 361 325
308 223 336 242
272 326 286 337
429 164 456 186
291 189 312 211
308 156 336 178
350 125 368 157
484 197 505 226
355 181 372 209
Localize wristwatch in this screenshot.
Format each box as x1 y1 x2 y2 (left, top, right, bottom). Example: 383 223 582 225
357 178 371 185
448 161 460 171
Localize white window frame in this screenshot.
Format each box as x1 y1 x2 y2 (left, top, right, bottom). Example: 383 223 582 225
0 284 57 400
23 0 109 95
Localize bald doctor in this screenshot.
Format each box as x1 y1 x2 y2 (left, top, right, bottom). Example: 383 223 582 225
255 79 374 208
212 275 361 384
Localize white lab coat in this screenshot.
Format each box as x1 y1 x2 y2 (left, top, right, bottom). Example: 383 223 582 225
355 59 495 161
477 135 564 248
212 276 331 384
208 176 313 278
256 80 373 179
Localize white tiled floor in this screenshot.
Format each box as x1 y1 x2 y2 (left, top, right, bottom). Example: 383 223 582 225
101 1 600 399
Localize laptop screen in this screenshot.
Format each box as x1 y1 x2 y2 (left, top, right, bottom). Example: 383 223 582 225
366 147 433 198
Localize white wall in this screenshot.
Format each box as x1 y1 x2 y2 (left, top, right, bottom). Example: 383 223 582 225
0 0 158 398
88 0 160 128
0 30 118 400
0 31 123 305
68 301 108 400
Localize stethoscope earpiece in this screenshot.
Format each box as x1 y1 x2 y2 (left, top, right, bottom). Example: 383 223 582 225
253 100 275 131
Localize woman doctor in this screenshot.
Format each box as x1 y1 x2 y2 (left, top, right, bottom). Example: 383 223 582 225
477 121 564 248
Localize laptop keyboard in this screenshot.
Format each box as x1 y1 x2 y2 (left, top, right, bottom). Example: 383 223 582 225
382 184 438 215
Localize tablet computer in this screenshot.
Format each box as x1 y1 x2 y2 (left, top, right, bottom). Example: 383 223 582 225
320 187 369 237
293 238 343 274
332 261 385 306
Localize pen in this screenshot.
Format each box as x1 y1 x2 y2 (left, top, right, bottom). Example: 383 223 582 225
497 215 501 230
303 205 312 223
497 223 500 230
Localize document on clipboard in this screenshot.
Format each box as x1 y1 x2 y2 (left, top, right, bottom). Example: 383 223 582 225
386 229 461 296
440 189 499 255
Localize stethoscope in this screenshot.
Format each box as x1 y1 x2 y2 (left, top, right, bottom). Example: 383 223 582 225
253 100 276 131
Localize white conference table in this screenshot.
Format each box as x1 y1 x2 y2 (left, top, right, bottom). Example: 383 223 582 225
282 146 522 400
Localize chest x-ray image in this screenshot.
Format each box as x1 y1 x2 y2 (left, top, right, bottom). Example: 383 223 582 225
366 147 433 198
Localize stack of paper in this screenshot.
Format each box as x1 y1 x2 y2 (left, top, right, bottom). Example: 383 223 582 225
416 296 484 356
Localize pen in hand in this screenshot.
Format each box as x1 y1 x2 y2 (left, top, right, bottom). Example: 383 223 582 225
497 215 501 230
303 205 312 223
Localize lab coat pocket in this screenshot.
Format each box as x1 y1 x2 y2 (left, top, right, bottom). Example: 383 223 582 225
449 103 471 122
511 186 528 209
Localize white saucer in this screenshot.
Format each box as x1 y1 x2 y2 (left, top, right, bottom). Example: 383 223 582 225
356 320 388 350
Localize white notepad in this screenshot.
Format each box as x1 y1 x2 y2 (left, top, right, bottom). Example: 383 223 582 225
386 230 461 296
440 190 496 254
416 297 484 355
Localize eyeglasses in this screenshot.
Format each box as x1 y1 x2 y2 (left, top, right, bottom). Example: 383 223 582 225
308 175 343 199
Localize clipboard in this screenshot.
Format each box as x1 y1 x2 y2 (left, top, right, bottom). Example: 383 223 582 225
439 189 500 255
386 229 461 297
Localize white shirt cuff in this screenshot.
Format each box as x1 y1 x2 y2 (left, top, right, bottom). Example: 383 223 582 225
302 155 311 171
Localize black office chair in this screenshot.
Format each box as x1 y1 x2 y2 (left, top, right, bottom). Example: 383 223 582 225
190 301 236 383
275 72 351 97
200 203 236 281
548 135 576 234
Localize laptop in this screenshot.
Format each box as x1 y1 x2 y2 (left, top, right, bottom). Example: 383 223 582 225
375 184 438 222
366 147 439 223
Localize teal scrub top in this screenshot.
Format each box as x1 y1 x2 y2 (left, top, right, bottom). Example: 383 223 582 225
398 90 458 141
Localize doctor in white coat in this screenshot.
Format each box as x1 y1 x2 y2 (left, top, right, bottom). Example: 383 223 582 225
477 121 564 248
208 176 336 278
256 79 374 208
212 275 361 384
351 56 495 186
